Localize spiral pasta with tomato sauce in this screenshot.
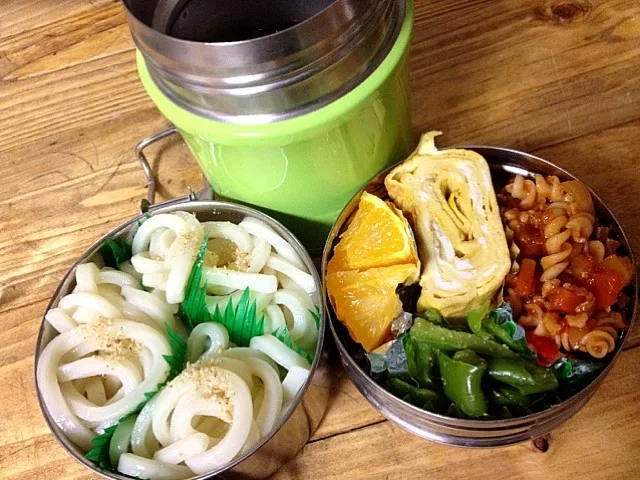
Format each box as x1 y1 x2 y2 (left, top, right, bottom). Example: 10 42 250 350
499 174 634 364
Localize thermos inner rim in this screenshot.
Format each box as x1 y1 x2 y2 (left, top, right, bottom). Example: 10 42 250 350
123 0 406 123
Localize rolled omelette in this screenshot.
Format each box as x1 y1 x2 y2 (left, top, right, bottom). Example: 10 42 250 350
384 131 510 320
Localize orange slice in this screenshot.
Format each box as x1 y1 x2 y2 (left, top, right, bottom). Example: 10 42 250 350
327 264 418 351
327 192 417 273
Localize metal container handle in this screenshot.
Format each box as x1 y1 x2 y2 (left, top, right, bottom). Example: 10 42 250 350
135 126 213 213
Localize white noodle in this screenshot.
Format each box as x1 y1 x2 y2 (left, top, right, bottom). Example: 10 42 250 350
204 267 277 294
281 366 310 415
187 323 230 363
153 432 209 465
75 263 100 292
263 303 286 333
238 217 306 270
274 289 318 350
131 252 168 274
248 237 271 273
242 358 283 437
203 221 253 253
266 253 316 293
45 308 77 333
118 453 192 480
249 334 311 370
132 214 190 255
59 292 123 319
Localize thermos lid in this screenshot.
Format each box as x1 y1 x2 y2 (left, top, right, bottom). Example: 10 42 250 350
123 0 406 124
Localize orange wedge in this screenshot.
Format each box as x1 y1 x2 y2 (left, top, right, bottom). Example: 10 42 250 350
326 192 419 351
327 264 418 352
327 192 417 273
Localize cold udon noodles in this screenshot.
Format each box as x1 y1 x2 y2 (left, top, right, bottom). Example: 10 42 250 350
37 212 319 479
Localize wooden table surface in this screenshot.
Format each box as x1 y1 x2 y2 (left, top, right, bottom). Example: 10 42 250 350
1 1 640 479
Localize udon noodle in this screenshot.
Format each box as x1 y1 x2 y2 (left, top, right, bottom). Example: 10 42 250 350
37 212 319 479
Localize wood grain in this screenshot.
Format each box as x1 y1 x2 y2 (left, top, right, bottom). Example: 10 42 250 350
409 0 640 150
0 0 639 478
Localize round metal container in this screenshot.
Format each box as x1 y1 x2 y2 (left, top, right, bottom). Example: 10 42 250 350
35 199 329 479
322 146 638 447
122 0 405 123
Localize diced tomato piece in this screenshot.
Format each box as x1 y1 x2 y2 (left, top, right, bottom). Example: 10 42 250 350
571 253 597 281
513 258 537 297
526 331 559 364
586 268 626 310
600 255 634 285
514 224 546 257
548 287 583 314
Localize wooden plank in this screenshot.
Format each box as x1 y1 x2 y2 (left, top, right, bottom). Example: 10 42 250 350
0 3 132 81
275 344 640 480
410 0 640 150
0 0 112 39
310 348 385 441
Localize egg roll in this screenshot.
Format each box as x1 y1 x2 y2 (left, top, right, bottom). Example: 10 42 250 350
385 131 510 320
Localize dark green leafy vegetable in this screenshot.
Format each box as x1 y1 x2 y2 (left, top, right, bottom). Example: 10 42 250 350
553 357 605 398
85 322 187 471
100 238 132 269
498 406 513 418
486 358 535 387
553 357 574 379
273 325 314 364
554 357 604 381
367 337 411 383
438 350 488 417
444 403 475 419
369 307 606 420
411 318 519 359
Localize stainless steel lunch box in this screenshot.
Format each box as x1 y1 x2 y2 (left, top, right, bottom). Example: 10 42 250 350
322 146 638 447
34 199 329 479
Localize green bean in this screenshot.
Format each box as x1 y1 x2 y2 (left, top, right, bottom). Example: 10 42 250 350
437 350 488 417
403 335 437 389
515 364 558 395
387 378 442 407
487 384 533 407
487 358 535 387
411 318 519 359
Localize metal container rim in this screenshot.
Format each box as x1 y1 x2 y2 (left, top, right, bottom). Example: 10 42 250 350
322 145 638 430
34 199 326 479
122 0 337 47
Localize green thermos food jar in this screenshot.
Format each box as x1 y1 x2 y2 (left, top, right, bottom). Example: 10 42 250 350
123 0 414 251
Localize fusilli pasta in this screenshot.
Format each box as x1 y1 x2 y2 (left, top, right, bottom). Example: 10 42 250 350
499 174 632 362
